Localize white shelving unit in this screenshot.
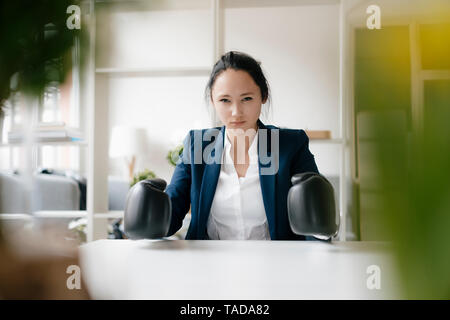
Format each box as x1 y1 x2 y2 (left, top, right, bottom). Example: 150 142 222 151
84 0 356 242
0 138 89 216
0 24 89 222
32 210 124 219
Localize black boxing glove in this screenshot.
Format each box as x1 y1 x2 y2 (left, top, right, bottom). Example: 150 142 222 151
124 178 171 239
287 172 339 240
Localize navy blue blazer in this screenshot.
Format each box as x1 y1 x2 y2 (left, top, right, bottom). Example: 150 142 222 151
165 119 320 240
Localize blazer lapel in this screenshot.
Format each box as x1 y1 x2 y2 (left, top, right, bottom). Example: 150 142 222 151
257 119 277 240
197 126 225 238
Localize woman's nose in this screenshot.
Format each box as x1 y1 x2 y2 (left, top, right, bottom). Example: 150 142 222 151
231 102 243 116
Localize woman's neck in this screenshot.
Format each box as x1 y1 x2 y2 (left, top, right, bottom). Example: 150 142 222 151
226 123 258 162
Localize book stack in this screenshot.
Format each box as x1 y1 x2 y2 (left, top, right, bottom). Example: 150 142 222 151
305 130 331 139
8 121 83 143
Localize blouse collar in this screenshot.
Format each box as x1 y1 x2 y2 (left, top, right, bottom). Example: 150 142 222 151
223 126 259 165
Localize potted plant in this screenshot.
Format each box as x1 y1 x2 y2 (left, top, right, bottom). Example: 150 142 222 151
167 144 184 167
130 169 157 188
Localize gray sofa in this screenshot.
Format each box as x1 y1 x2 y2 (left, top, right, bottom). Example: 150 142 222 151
0 171 130 241
0 171 129 213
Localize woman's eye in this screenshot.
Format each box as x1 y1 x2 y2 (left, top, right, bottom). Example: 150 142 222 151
242 97 253 101
220 98 230 103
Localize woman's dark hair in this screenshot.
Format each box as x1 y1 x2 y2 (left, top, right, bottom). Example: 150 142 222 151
205 51 271 107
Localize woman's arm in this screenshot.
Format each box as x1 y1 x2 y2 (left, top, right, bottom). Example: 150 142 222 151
165 132 192 237
290 129 319 175
290 130 331 242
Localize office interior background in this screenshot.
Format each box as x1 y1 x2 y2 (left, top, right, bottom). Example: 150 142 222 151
0 0 449 300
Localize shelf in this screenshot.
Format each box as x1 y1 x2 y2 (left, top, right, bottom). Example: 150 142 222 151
33 211 87 218
95 67 211 77
0 141 88 147
94 211 124 219
224 0 340 8
0 213 33 221
94 0 211 11
26 211 124 219
309 138 344 144
94 0 340 10
0 212 124 224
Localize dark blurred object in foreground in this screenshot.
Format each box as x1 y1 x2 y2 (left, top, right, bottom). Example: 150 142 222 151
0 231 90 299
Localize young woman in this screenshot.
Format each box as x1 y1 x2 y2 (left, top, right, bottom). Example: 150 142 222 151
166 51 319 240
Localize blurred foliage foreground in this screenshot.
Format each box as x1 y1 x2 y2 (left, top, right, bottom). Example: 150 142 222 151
0 0 88 299
366 96 450 298
0 0 86 107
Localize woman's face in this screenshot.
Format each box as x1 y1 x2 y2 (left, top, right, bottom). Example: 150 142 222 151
211 69 266 131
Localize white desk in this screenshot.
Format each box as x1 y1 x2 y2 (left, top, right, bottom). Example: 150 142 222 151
79 240 404 299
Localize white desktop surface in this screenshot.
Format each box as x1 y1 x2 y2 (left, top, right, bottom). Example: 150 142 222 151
79 239 403 300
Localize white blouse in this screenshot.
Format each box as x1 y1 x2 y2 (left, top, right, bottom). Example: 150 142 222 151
206 127 271 240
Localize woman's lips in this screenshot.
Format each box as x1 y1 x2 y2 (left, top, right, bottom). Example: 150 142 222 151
230 121 246 126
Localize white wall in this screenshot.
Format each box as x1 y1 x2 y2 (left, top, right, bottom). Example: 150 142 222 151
97 5 213 181
98 3 342 181
223 4 341 175
96 6 212 69
107 75 212 181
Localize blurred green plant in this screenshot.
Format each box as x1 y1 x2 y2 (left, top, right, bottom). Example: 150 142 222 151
366 82 450 299
355 23 450 299
130 169 157 188
0 0 87 109
68 218 87 244
167 144 184 167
